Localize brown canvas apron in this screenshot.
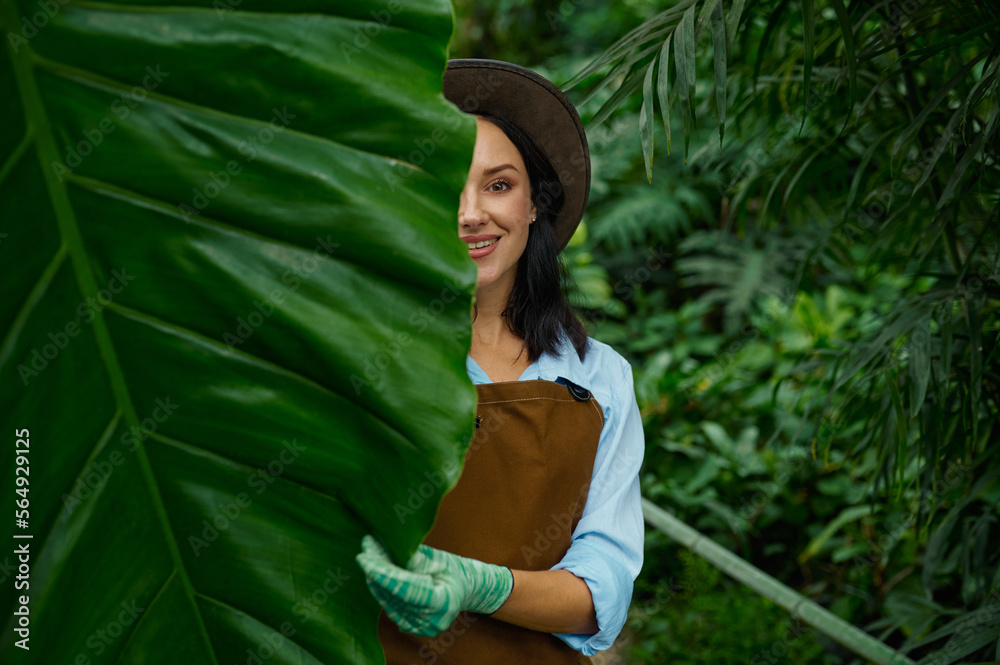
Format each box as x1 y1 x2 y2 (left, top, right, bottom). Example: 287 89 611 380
378 378 604 665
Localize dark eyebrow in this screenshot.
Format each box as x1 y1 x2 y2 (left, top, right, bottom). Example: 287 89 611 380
482 164 519 176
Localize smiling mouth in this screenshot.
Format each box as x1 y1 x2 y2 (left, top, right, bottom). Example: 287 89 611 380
466 237 499 250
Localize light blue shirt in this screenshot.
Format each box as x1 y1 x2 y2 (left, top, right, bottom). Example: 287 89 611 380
466 334 645 656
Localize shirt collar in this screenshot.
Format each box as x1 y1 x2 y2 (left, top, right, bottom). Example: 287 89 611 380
465 334 592 389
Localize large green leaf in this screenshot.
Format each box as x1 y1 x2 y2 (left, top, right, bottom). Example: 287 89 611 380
0 1 477 663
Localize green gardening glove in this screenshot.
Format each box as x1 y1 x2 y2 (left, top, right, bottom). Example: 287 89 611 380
355 534 514 637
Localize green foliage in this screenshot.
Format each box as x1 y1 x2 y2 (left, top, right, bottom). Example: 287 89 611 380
561 0 999 662
454 1 997 662
627 549 834 663
1 2 476 662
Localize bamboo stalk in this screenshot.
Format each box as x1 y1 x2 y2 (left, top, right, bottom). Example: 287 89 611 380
642 498 915 665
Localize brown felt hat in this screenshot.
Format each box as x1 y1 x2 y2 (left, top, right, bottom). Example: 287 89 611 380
443 59 590 252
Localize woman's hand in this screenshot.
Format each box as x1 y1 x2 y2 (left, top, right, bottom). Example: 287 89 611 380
355 535 514 637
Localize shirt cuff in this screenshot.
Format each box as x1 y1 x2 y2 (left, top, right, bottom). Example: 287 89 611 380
549 535 636 656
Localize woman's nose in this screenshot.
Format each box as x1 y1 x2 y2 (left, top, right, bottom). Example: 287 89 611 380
458 189 484 227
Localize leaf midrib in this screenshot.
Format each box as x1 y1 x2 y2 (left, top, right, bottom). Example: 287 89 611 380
1 1 219 661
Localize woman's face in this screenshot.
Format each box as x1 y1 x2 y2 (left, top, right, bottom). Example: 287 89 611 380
458 116 536 297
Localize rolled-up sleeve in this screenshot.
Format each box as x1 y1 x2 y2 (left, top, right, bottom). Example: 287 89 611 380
551 360 645 655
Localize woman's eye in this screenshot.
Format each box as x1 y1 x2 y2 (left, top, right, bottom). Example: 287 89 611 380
488 180 511 192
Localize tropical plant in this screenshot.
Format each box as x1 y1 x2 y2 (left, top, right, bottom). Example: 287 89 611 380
627 548 834 663
564 0 999 661
0 1 476 663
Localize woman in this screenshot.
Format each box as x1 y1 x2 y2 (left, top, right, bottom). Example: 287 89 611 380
356 59 645 664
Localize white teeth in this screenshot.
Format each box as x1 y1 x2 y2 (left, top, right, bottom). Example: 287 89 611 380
468 238 498 250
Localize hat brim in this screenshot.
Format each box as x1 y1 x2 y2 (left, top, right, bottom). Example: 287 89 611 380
443 59 590 252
